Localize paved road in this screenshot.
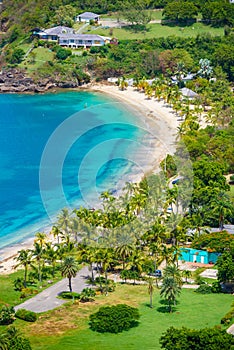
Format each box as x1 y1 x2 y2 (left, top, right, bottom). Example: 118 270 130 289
14 266 92 313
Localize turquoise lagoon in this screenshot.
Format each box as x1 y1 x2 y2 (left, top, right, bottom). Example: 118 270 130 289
0 91 153 249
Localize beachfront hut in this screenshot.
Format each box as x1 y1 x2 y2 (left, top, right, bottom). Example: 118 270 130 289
179 248 220 264
76 12 100 23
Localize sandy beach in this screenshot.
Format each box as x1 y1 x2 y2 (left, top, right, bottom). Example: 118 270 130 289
0 84 179 274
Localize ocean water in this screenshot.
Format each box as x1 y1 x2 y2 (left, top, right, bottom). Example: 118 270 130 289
0 91 150 249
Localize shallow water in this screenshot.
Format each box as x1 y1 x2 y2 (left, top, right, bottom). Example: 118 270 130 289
0 91 150 248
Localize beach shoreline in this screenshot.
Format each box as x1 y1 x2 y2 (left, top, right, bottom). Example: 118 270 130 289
0 84 179 274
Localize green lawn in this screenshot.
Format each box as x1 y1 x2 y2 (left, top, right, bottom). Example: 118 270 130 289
20 47 54 72
26 284 232 350
88 22 223 40
0 271 24 305
0 268 63 307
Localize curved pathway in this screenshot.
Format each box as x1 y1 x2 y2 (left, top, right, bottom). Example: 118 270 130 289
14 266 92 313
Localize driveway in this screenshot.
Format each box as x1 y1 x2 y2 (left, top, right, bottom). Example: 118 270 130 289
14 266 92 313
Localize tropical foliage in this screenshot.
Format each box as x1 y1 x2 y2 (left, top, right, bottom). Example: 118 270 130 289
160 326 234 350
89 304 140 333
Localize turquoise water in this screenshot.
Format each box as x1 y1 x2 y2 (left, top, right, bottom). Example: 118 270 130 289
0 91 147 249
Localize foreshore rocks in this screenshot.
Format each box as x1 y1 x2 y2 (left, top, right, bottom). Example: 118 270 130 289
0 69 81 93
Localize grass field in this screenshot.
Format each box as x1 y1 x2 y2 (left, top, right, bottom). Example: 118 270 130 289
20 47 54 72
24 284 232 350
0 269 63 306
88 22 223 40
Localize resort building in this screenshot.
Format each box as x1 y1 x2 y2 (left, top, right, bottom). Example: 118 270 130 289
32 26 110 48
33 26 75 41
179 248 220 264
58 34 110 48
76 12 100 23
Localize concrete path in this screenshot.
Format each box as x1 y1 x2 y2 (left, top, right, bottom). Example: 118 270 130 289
14 266 92 313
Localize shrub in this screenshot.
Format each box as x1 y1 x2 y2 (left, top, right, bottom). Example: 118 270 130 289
20 288 38 299
89 304 140 333
211 281 222 293
15 309 37 322
195 275 206 285
79 288 96 302
14 277 24 291
221 302 234 325
56 47 72 60
59 291 80 299
195 284 212 294
0 305 15 325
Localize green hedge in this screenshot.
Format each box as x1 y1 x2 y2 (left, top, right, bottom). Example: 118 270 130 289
15 308 37 322
89 304 140 333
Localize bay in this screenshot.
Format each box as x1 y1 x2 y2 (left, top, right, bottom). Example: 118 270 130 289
0 91 148 249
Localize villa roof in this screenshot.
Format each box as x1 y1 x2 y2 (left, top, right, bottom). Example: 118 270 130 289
77 12 100 19
44 26 74 35
58 34 105 41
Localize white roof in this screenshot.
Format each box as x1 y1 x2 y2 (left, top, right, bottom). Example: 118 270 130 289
181 87 198 98
58 34 105 41
77 12 100 19
43 26 74 35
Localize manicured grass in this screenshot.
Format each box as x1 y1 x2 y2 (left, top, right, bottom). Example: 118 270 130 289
20 47 54 72
88 22 224 40
26 284 232 350
0 268 63 307
0 270 24 305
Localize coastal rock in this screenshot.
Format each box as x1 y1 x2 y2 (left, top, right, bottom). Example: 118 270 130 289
0 68 82 93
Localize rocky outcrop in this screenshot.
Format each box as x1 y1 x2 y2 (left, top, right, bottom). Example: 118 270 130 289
0 68 80 93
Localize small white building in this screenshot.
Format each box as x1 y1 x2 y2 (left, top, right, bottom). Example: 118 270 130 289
76 12 100 23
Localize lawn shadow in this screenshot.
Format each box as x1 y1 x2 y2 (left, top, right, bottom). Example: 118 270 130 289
157 299 179 313
157 305 178 313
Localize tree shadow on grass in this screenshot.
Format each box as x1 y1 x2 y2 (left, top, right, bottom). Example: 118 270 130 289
124 25 150 33
157 299 179 313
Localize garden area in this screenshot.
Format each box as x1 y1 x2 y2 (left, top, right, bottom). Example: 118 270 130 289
18 284 233 350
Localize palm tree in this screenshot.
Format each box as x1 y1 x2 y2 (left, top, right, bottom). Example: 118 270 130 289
50 225 62 244
116 240 135 270
44 242 58 277
163 264 182 286
32 242 44 284
160 276 181 312
182 270 192 283
147 277 154 308
34 231 47 248
14 249 33 288
211 191 233 230
79 246 96 282
61 256 79 292
57 208 72 236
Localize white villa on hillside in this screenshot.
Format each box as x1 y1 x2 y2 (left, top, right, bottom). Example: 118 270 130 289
33 26 110 48
76 12 100 23
59 34 110 48
33 26 75 41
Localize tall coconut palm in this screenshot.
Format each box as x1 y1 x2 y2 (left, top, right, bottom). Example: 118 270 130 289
211 191 233 230
160 276 181 312
44 242 58 277
32 242 44 284
163 264 182 287
182 270 192 283
147 277 154 308
116 240 135 270
14 249 33 288
57 208 72 236
34 231 47 248
61 256 79 292
50 225 62 245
